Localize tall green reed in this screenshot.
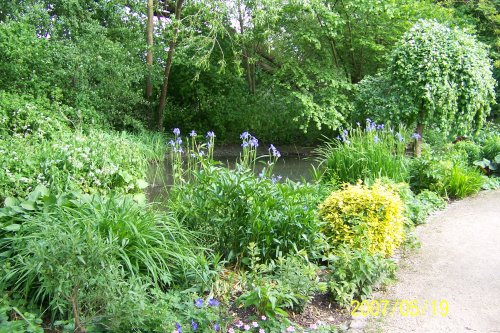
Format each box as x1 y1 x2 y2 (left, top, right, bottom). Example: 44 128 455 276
315 120 411 184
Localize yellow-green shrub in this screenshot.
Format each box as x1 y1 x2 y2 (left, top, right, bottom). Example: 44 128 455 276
318 181 405 257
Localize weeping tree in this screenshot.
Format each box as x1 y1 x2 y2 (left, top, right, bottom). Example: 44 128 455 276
389 20 496 156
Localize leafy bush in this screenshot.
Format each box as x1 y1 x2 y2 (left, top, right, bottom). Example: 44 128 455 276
409 149 484 198
382 180 445 226
0 296 44 333
452 140 482 165
0 130 152 202
482 135 500 162
318 181 405 257
315 120 410 184
238 244 325 318
170 165 325 264
326 247 396 307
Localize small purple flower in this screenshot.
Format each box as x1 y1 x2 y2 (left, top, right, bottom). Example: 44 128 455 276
411 133 421 140
176 323 182 333
271 175 282 184
286 326 295 332
168 140 175 147
191 320 198 331
269 144 281 158
241 141 249 148
244 325 250 331
396 133 404 142
377 124 384 130
190 153 196 158
240 131 250 140
206 131 216 138
208 298 219 307
258 171 265 178
190 130 197 137
173 128 181 136
176 138 182 145
252 322 259 327
214 323 220 331
249 136 259 148
374 135 380 144
342 129 348 137
194 298 204 308
235 321 244 328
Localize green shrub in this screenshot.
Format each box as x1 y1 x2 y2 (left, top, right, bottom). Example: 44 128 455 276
410 149 484 198
382 180 445 226
318 181 405 257
326 247 396 307
170 165 325 264
482 135 500 161
315 120 410 184
238 244 324 317
0 130 152 202
452 140 482 165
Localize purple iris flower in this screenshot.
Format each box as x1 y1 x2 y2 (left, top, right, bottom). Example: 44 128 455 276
194 298 204 308
208 298 219 307
190 130 197 137
206 131 216 138
173 128 181 136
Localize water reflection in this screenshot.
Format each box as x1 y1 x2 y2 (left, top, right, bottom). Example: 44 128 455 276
147 154 317 203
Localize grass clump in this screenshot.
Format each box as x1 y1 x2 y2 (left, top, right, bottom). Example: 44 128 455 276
315 120 410 184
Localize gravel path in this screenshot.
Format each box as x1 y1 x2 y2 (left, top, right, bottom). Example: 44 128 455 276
351 190 500 333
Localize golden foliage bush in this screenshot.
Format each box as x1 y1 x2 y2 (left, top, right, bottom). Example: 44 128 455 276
318 181 405 257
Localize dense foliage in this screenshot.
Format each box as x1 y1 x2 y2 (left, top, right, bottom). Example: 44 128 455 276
388 20 496 139
1 0 499 331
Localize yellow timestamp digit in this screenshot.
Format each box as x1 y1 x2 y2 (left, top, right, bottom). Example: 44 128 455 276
439 300 449 317
351 300 362 317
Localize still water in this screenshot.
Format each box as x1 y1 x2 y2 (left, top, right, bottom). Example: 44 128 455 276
147 148 318 202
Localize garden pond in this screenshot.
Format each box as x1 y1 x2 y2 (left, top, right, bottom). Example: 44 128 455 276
147 145 318 202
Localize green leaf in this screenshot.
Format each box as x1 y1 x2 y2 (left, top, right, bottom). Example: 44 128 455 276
4 197 18 207
20 201 36 211
3 224 21 232
136 179 149 189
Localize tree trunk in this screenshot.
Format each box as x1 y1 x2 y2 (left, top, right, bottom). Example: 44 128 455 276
414 122 424 158
146 0 154 100
156 0 184 131
70 286 86 333
237 0 255 94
